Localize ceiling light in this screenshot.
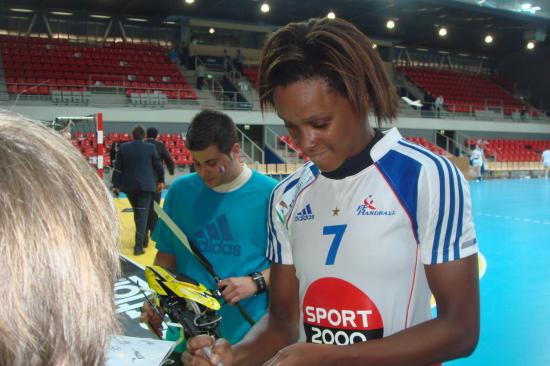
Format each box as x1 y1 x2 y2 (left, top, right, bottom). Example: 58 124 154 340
260 3 270 13
10 8 33 13
90 14 111 19
521 3 532 10
484 34 493 44
438 27 447 37
208 27 215 34
185 0 195 3
527 41 535 50
520 3 541 13
164 21 177 25
327 11 336 19
372 43 378 49
127 17 148 22
50 11 73 16
386 20 395 29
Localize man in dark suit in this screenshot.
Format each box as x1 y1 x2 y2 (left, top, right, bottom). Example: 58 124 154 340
145 127 175 239
112 126 164 255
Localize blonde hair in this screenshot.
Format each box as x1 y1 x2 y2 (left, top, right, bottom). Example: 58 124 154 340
259 17 399 125
0 112 121 366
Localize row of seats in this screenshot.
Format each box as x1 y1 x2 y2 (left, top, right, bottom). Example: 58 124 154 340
243 65 259 86
129 93 168 107
465 138 549 162
2 35 195 99
248 162 302 176
0 34 166 50
52 90 91 105
399 67 537 116
72 132 193 167
406 137 447 155
5 66 178 81
485 161 545 171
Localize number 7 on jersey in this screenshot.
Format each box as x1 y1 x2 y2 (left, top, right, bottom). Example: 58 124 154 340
323 224 347 265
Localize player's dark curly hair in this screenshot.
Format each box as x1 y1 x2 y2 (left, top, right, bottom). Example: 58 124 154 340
258 17 399 125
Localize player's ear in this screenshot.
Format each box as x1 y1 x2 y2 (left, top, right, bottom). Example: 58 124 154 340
230 143 240 160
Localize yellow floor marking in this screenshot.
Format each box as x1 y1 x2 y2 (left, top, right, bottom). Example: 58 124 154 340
113 197 158 267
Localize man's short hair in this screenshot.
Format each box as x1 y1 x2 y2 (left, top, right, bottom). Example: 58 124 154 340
132 126 146 140
186 110 238 155
146 127 159 139
0 112 121 366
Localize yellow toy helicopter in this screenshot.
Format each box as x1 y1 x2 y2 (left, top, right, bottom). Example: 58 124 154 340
144 265 223 339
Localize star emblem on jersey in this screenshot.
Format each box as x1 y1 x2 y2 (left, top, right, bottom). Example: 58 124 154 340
332 207 340 216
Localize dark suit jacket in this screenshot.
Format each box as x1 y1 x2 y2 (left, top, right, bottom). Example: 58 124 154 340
146 138 175 175
112 140 164 193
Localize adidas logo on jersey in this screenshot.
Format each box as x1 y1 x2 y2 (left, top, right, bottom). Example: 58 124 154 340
295 204 315 221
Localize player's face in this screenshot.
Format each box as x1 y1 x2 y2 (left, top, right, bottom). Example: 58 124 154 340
191 144 238 188
273 78 373 172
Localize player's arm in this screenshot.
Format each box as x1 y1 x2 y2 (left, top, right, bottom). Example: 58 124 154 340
183 263 300 366
218 267 271 303
343 254 479 365
153 251 177 272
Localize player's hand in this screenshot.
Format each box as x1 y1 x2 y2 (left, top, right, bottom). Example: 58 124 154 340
156 182 165 192
139 300 164 338
264 343 336 366
182 335 234 366
111 187 120 198
218 276 257 304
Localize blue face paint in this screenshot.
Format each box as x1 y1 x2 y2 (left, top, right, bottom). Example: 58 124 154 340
219 166 225 174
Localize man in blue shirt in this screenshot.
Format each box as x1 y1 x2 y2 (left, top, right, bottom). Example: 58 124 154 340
149 110 277 345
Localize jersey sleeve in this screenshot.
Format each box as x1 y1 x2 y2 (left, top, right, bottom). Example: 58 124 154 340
266 186 294 265
417 157 478 265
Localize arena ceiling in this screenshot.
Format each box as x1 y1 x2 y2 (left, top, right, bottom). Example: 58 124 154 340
2 0 549 56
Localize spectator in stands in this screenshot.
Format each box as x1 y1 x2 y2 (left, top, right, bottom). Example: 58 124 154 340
196 63 207 90
179 42 190 68
142 110 277 353
223 49 232 72
542 148 550 179
423 91 435 115
168 47 179 64
112 126 165 255
145 127 175 240
435 94 444 118
471 143 485 181
0 112 121 366
233 49 244 75
183 18 479 366
520 104 528 121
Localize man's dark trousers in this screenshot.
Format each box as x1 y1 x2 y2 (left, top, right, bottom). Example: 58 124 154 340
127 192 154 252
147 191 162 237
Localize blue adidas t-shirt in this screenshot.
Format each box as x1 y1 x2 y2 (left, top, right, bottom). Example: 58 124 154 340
153 170 277 344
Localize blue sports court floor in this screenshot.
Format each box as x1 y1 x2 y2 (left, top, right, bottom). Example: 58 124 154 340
448 178 550 365
116 178 550 365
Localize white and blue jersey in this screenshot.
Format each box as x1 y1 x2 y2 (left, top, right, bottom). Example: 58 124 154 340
154 170 277 344
267 128 477 344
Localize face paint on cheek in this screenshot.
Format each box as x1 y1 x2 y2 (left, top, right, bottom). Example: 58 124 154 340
219 166 225 174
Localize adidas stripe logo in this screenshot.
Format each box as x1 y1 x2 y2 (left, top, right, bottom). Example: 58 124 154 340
295 204 315 221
